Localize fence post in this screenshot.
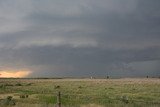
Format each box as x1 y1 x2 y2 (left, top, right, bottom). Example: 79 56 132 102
57 91 61 107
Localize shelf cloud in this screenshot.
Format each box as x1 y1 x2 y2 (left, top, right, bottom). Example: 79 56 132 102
0 0 160 77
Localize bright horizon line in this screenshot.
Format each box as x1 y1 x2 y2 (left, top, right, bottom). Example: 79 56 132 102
0 70 31 78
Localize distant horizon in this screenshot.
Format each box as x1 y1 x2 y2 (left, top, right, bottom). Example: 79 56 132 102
0 75 159 79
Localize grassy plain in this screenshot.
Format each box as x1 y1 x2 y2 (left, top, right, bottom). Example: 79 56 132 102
0 78 160 107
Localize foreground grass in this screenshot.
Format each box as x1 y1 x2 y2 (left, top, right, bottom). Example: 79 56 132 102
0 78 160 107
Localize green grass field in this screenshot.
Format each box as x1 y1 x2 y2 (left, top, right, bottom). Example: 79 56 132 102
0 78 160 107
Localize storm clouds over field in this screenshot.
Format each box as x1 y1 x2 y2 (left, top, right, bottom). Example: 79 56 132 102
0 0 160 77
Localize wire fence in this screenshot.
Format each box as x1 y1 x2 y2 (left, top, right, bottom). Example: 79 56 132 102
10 91 160 106
1 89 160 107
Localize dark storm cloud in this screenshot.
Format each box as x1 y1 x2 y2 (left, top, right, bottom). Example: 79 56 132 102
0 0 160 77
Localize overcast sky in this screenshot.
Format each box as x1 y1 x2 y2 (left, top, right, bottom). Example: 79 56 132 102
0 0 160 77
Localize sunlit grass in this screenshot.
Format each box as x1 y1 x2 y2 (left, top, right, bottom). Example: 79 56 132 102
0 78 160 107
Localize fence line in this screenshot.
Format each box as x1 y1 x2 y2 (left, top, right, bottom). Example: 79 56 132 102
1 91 160 106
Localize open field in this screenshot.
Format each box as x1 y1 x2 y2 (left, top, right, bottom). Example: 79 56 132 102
0 78 160 107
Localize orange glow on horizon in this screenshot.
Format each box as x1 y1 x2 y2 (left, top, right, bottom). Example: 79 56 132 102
0 70 31 78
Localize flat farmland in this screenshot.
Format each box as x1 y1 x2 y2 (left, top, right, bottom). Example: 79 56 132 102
0 78 160 107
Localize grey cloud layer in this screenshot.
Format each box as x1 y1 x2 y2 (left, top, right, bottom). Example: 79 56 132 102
0 0 160 77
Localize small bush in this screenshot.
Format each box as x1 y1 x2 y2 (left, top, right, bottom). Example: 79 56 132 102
0 96 16 106
106 76 110 79
78 86 82 89
54 85 60 89
108 87 114 90
121 95 129 104
15 83 22 86
20 94 29 98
